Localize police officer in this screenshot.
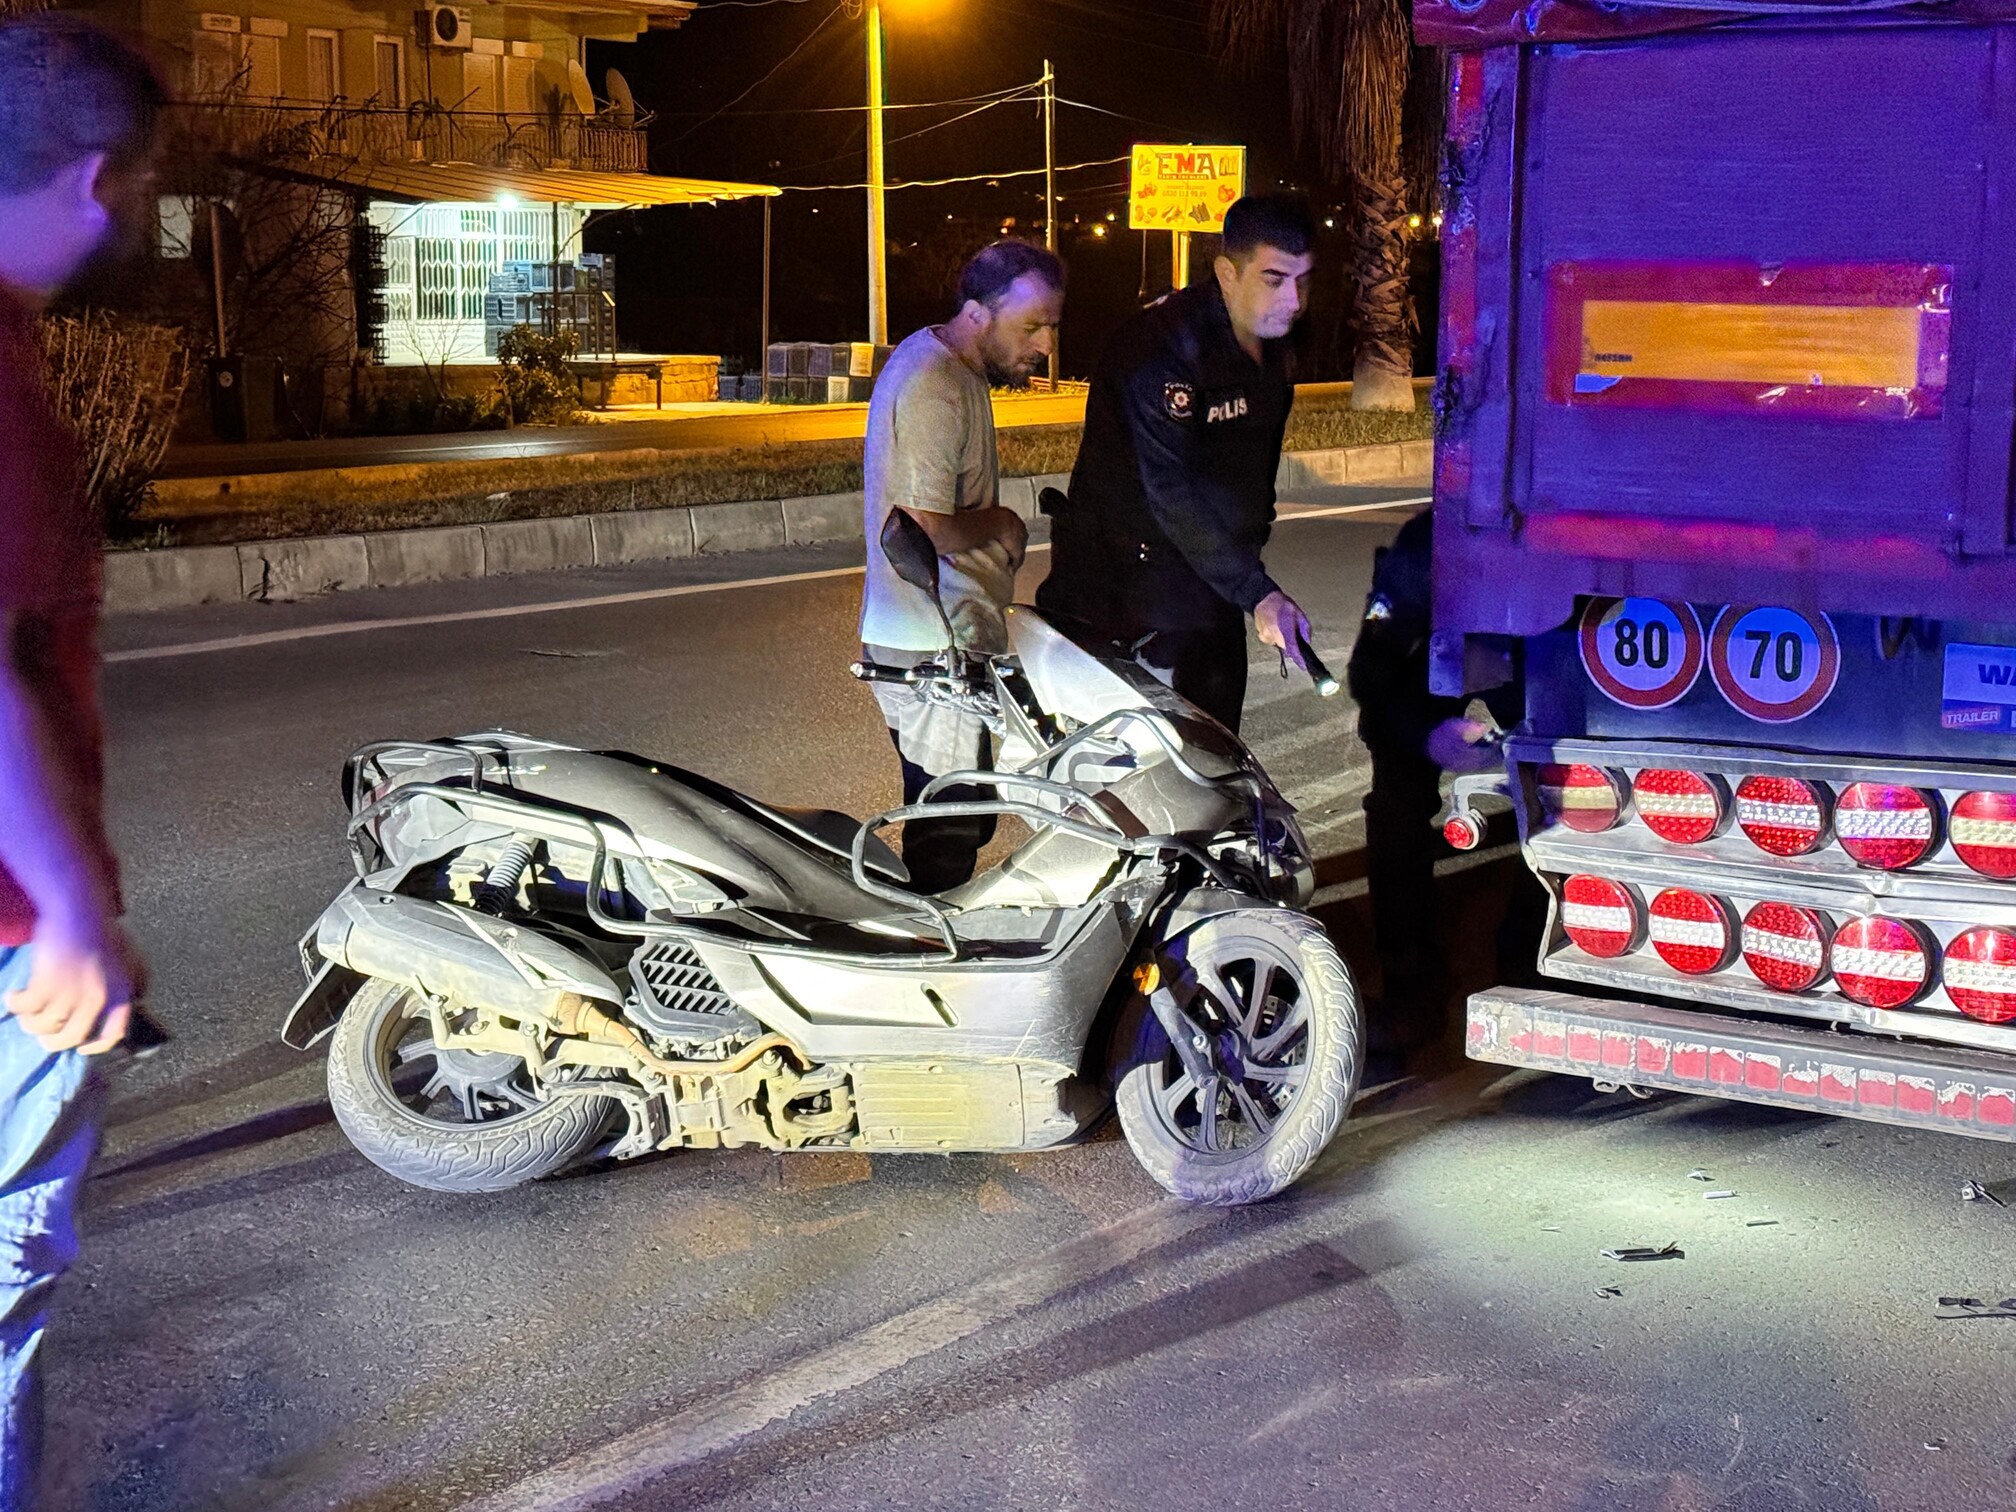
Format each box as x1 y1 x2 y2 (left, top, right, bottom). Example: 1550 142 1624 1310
1347 509 1544 1067
1037 194 1317 732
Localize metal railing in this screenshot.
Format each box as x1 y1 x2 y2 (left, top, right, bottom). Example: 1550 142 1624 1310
165 99 650 174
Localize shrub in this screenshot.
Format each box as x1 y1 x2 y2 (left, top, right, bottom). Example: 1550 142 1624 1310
35 311 190 538
496 324 581 426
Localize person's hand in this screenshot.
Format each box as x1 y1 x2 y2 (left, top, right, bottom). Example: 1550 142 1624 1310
1426 717 1501 775
1253 590 1312 670
6 918 135 1055
992 506 1029 571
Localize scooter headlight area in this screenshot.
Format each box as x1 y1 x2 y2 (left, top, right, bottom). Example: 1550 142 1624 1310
285 608 1363 1208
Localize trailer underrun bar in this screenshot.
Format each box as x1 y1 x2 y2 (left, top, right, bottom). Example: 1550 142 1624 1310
1467 987 2016 1141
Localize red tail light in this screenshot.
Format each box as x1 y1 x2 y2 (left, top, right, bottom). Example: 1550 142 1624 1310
1538 764 1627 834
1560 875 1641 958
1831 915 1935 1009
1648 888 1736 974
1740 901 1832 993
1631 769 1727 845
1951 791 2016 880
1835 784 1940 870
1443 813 1484 851
1734 775 1831 857
1942 926 2016 1023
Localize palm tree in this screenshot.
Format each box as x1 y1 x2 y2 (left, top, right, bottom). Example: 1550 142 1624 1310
1210 0 1422 410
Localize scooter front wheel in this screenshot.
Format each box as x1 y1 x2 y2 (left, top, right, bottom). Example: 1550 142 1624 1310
327 979 615 1193
1114 911 1361 1206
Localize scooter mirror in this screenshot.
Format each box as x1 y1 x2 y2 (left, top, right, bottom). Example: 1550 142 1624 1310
880 508 941 597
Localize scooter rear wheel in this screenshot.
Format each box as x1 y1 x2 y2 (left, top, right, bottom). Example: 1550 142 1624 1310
327 979 614 1193
1114 911 1361 1206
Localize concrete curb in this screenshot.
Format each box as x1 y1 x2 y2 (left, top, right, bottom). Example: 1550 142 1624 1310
105 444 1426 614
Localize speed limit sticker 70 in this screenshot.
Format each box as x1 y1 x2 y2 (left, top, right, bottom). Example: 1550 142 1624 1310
1708 605 1841 722
1578 597 1705 710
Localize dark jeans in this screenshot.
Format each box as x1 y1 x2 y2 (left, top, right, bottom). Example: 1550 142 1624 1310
1364 743 1549 1055
889 732 997 894
1138 614 1249 733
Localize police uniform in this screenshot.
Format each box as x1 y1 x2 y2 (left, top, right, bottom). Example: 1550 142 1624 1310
1037 279 1293 733
1346 510 1542 1056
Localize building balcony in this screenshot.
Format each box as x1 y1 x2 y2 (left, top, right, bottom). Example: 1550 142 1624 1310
165 99 651 176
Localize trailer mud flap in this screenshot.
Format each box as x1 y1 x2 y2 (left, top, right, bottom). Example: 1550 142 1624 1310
1468 987 2016 1142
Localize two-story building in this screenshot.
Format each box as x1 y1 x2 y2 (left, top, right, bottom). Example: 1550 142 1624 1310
83 0 773 419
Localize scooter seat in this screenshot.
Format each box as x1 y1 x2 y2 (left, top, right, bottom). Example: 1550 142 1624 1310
744 800 911 886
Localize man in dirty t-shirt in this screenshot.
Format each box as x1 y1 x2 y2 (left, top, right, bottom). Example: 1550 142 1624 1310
859 240 1065 892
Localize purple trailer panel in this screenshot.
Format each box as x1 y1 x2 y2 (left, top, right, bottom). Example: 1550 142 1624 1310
1431 17 2016 671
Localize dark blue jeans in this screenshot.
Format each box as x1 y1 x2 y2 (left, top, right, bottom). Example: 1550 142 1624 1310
889 733 997 895
0 945 101 1509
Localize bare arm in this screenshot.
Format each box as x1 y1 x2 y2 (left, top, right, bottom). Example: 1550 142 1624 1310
898 503 1027 564
0 612 128 1053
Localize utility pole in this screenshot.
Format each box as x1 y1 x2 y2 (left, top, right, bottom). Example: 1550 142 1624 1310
865 0 889 345
760 195 772 400
1042 56 1057 386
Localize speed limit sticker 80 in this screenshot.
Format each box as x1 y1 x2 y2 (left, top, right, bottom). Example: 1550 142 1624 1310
1708 605 1841 722
1578 597 1705 710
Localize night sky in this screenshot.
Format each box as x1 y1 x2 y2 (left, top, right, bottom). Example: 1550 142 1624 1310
583 0 1357 380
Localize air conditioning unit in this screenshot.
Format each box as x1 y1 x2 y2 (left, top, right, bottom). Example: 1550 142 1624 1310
417 6 472 48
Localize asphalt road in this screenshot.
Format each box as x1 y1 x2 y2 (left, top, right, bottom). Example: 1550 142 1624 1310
57 487 2016 1511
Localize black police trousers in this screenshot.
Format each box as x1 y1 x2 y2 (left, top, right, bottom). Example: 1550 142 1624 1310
1138 612 1249 734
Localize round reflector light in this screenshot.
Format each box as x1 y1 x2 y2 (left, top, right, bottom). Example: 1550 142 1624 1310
1560 875 1641 959
1835 784 1940 870
1442 812 1484 852
1831 915 1934 1010
1648 888 1736 975
1942 926 2016 1023
1538 764 1627 834
1632 769 1728 845
1951 791 2016 880
1734 775 1832 857
1740 901 1831 993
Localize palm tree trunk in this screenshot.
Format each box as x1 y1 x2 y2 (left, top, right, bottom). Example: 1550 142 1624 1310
1348 159 1415 411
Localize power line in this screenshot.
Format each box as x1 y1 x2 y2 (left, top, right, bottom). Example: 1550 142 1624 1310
663 1 844 147
651 82 1042 118
780 152 1131 194
777 83 1045 175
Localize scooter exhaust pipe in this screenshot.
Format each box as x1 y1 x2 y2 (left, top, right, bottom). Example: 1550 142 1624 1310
316 888 626 1021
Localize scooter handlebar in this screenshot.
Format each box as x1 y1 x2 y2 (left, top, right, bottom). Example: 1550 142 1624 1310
849 660 915 684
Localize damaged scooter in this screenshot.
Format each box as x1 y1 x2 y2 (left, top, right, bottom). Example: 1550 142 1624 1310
283 512 1362 1205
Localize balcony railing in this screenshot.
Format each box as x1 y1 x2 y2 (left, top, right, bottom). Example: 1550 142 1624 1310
165 100 651 175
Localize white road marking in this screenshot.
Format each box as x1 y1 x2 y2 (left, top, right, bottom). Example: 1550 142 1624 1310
455 1198 1224 1512
107 496 1428 665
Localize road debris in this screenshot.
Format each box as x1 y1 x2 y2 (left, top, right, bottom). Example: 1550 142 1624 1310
1594 1285 1623 1298
1936 1296 2016 1319
1602 1242 1684 1262
1540 1224 1561 1232
1688 1169 1712 1182
1961 1179 2006 1206
1704 1190 1736 1200
1744 1218 1780 1228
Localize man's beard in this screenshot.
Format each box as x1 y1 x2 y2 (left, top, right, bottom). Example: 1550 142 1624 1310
984 359 1031 389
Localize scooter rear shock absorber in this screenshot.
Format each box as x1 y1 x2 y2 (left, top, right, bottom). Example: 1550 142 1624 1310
472 837 537 916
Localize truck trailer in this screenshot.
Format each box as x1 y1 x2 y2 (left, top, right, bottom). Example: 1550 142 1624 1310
1419 0 2016 1137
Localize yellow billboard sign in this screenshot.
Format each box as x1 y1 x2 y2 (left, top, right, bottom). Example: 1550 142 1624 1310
1128 144 1246 233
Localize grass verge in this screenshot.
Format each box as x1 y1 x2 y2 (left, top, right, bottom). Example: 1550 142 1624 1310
134 397 1431 549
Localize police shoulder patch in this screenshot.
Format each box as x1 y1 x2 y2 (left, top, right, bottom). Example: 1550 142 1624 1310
1163 381 1194 421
